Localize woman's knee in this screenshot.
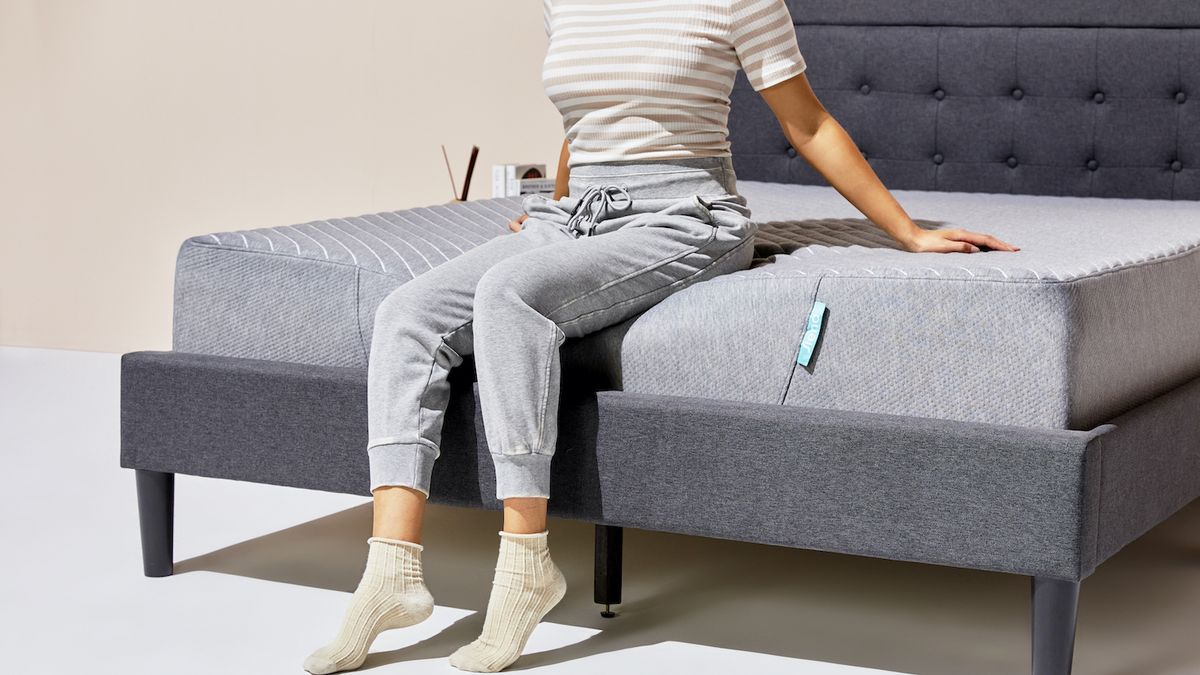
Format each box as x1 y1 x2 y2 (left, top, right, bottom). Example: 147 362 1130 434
371 279 464 353
373 283 427 331
474 258 544 320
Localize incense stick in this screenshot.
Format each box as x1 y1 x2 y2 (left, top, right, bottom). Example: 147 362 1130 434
441 144 458 200
461 145 480 201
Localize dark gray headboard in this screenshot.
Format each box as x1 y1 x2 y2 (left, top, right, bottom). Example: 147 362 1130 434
729 0 1200 199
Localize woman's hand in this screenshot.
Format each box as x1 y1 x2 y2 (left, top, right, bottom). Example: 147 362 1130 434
507 214 528 233
900 226 1020 253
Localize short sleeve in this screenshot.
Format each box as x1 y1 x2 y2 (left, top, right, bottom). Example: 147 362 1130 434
543 0 552 38
730 0 807 91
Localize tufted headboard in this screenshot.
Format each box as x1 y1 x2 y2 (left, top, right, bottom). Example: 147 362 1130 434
728 0 1200 200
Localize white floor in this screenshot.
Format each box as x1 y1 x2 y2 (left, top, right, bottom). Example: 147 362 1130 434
2 346 1198 675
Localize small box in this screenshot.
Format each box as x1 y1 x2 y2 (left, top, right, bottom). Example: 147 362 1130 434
510 177 556 196
492 163 555 198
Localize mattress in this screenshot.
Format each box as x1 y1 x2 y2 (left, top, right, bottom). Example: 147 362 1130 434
172 182 1200 430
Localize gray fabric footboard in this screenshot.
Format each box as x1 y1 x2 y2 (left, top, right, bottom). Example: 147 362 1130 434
119 350 1200 581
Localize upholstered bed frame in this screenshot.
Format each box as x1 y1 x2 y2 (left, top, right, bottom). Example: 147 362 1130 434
120 2 1200 673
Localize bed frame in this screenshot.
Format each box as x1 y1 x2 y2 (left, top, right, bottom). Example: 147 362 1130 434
119 2 1200 673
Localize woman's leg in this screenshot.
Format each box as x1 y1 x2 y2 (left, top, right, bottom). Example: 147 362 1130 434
475 193 752 501
303 219 572 675
372 486 426 541
449 192 755 673
449 500 563 674
364 226 564 503
502 498 547 534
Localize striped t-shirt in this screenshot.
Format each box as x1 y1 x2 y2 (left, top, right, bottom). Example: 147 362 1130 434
541 0 807 167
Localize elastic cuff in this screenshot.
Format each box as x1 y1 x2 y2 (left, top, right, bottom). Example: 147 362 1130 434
369 442 437 497
491 452 553 500
367 536 424 552
498 530 549 539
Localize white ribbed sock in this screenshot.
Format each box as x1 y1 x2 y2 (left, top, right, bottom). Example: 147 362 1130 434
303 536 435 674
448 530 567 672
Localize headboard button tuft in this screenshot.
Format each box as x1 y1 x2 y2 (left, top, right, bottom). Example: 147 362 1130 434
1012 88 1024 100
859 83 871 95
933 153 944 165
786 147 797 158
1007 156 1019 168
1093 91 1106 104
1087 159 1099 171
1171 160 1184 173
933 88 946 101
1177 91 1188 104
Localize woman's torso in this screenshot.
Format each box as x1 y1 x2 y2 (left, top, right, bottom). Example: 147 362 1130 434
542 0 785 168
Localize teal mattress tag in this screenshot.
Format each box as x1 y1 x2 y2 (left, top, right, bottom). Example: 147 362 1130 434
796 300 827 367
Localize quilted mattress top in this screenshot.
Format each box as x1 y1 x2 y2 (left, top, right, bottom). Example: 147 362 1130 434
188 181 1200 285
738 182 1200 282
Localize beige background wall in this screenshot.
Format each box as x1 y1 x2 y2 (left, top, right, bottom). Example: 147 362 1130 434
0 0 559 353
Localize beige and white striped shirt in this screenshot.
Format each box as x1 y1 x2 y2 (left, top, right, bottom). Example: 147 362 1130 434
542 0 807 167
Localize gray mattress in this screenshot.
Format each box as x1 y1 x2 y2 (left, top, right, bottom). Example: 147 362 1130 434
172 182 1200 430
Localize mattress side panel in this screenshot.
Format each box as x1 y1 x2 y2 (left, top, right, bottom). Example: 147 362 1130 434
1070 249 1200 428
172 242 365 368
783 276 1073 428
619 275 824 404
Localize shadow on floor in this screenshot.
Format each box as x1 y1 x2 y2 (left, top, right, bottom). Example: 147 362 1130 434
176 498 1200 675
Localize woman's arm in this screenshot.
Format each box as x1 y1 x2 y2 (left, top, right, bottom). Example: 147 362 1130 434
553 137 570 200
758 73 1018 253
509 138 570 233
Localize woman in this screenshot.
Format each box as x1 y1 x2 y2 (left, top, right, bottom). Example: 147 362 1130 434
304 0 1018 673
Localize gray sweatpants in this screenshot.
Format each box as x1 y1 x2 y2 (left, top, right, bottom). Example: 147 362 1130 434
366 155 756 500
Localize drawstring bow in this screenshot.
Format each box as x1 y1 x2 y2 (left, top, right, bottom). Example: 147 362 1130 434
566 184 633 236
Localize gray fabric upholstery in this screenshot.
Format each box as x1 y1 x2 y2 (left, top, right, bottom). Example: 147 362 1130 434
1095 375 1200 564
730 26 1200 199
784 0 1200 27
121 349 1133 581
172 245 366 368
173 183 1200 430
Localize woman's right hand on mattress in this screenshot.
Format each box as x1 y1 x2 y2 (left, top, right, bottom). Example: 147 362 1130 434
902 227 1019 253
508 214 528 233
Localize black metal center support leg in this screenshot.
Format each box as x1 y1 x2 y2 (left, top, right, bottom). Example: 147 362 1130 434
135 469 175 577
594 524 623 618
1031 576 1080 675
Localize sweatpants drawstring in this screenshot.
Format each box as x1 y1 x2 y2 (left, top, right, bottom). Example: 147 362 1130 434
566 184 633 236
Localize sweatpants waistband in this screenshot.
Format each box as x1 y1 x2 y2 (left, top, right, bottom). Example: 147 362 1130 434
567 155 739 200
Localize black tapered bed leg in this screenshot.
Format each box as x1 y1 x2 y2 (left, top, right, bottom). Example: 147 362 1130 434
135 469 175 577
594 524 623 618
1031 576 1079 675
